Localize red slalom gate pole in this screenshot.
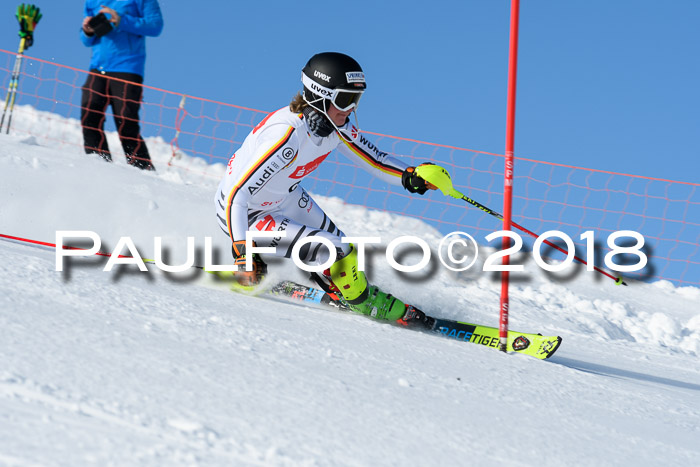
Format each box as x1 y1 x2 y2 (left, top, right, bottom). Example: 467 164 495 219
500 0 520 353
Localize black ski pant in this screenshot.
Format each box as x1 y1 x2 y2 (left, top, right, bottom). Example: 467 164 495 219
80 70 154 170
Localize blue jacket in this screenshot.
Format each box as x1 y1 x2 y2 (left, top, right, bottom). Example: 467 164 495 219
80 0 163 77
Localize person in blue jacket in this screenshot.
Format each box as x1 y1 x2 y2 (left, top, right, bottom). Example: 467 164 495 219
79 0 163 170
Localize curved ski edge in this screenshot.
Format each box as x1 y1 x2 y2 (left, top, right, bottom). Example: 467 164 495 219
522 333 562 360
543 336 563 359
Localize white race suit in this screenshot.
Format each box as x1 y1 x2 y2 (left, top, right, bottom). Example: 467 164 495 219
214 107 408 264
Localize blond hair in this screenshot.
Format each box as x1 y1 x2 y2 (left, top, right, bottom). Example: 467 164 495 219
289 92 308 113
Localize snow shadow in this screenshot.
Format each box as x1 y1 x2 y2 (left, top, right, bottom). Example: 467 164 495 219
551 356 700 392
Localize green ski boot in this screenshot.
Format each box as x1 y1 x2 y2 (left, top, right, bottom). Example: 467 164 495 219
348 284 408 321
330 244 408 321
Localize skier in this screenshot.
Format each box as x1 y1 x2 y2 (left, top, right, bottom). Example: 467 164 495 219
215 52 446 325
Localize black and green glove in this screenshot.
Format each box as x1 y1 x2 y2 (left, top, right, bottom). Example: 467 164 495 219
16 4 42 48
402 163 439 195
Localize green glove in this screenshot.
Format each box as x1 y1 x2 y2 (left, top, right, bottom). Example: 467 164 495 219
16 3 42 48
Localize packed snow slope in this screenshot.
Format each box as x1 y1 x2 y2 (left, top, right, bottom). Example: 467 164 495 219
1 115 700 466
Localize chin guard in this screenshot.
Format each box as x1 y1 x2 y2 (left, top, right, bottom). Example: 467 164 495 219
302 106 334 137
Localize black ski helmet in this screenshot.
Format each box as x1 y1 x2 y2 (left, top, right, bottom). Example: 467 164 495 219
301 52 366 113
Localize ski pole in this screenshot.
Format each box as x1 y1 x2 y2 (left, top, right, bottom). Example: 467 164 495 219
1 4 42 134
0 37 26 134
415 164 627 286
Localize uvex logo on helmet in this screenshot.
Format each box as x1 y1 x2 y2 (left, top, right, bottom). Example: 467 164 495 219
309 82 333 97
314 70 331 82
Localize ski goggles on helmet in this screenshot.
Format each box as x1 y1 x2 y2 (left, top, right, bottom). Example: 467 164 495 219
302 72 365 112
330 89 363 111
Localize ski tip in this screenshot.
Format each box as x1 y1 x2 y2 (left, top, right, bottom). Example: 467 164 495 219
544 336 563 359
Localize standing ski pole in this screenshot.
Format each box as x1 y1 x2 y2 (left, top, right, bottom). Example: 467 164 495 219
0 4 42 134
414 164 627 286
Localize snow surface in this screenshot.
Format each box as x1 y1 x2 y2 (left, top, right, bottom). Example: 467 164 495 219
1 108 699 466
